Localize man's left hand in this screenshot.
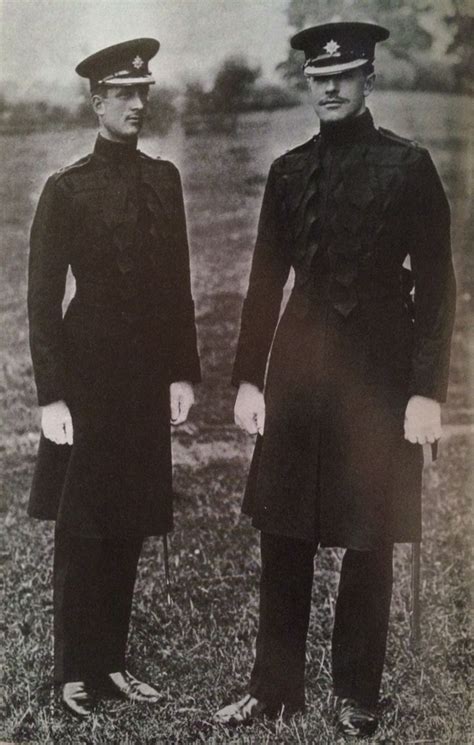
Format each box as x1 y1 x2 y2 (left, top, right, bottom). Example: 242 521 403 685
170 381 195 425
404 395 442 445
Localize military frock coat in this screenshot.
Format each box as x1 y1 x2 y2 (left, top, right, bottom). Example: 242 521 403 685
232 110 456 549
28 135 201 539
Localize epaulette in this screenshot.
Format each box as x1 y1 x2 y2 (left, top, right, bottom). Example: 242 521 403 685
273 135 317 174
138 150 161 162
139 150 179 167
139 150 178 169
378 127 422 151
52 154 107 192
53 154 94 182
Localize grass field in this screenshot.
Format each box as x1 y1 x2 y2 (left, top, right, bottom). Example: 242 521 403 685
1 91 473 743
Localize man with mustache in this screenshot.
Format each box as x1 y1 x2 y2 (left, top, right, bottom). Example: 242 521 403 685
27 39 200 717
216 22 455 737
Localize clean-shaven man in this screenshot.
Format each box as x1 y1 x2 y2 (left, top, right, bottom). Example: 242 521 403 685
28 38 201 717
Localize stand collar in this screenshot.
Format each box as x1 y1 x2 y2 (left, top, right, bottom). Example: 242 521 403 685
319 108 375 147
94 133 138 162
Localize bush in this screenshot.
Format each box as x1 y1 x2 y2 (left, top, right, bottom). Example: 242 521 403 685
245 83 301 111
0 98 73 133
181 56 301 134
144 86 179 135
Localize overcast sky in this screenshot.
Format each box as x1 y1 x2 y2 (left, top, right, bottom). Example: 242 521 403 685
1 0 290 101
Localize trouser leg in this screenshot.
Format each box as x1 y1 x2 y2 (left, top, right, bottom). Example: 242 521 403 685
94 537 143 675
249 532 317 712
332 545 393 707
53 528 142 683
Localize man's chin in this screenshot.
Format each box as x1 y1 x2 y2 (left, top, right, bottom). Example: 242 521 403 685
125 123 142 136
317 108 349 123
117 122 143 139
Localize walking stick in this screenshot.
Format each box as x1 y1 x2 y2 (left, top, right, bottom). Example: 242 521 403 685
410 441 438 652
410 542 421 651
163 534 172 606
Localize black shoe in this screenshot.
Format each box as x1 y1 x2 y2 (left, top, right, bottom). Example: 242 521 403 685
334 697 379 738
62 681 95 718
104 670 160 703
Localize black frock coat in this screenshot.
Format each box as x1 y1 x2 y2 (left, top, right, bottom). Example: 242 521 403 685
28 135 201 539
232 110 456 549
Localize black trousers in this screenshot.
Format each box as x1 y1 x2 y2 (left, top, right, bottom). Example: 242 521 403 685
249 533 393 711
53 528 142 683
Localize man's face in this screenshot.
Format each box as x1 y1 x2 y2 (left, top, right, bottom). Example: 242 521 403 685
307 67 374 123
92 85 150 141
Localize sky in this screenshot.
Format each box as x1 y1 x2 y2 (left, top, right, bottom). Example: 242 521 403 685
0 0 290 102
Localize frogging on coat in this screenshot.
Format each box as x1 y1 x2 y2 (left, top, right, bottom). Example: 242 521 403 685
28 135 201 539
232 110 456 549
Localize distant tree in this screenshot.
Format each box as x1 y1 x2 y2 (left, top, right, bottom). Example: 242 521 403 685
145 86 178 135
249 84 301 111
210 56 262 114
183 81 213 119
445 0 474 93
183 56 262 118
182 56 264 133
74 81 96 126
0 98 72 131
182 55 301 135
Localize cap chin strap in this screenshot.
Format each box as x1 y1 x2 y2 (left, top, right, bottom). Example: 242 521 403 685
303 58 368 77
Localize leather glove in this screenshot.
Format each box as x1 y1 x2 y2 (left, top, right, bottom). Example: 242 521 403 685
234 382 265 436
41 400 74 445
404 395 442 445
170 381 195 425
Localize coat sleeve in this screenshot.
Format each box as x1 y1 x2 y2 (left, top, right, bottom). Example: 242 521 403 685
167 165 201 384
28 175 71 406
407 150 456 403
232 163 292 389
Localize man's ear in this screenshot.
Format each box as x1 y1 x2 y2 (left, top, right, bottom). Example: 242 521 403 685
364 72 376 98
91 94 105 116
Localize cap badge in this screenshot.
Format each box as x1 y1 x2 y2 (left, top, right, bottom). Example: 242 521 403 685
132 55 144 69
323 40 340 56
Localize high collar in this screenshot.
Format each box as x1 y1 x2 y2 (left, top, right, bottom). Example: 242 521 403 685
319 108 375 147
94 133 138 163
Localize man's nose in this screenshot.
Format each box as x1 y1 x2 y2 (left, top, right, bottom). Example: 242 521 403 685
325 77 339 93
130 93 145 109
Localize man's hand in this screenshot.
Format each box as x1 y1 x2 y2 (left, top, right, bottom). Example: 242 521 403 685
170 381 195 425
404 395 442 445
234 382 265 436
41 400 73 445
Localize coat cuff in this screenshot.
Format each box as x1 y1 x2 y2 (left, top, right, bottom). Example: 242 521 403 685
169 357 202 384
37 386 66 408
408 378 447 404
231 358 265 390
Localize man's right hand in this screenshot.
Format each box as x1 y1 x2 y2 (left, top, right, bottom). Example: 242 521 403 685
234 382 265 436
41 400 74 445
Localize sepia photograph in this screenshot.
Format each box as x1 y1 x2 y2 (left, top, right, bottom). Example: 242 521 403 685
1 1 472 742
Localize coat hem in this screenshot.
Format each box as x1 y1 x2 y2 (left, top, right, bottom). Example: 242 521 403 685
244 513 421 549
27 511 173 539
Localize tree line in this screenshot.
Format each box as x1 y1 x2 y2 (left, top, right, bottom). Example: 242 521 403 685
0 57 299 136
1 1 472 137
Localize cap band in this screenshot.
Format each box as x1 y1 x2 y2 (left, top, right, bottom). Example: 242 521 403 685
98 71 155 85
303 58 369 77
